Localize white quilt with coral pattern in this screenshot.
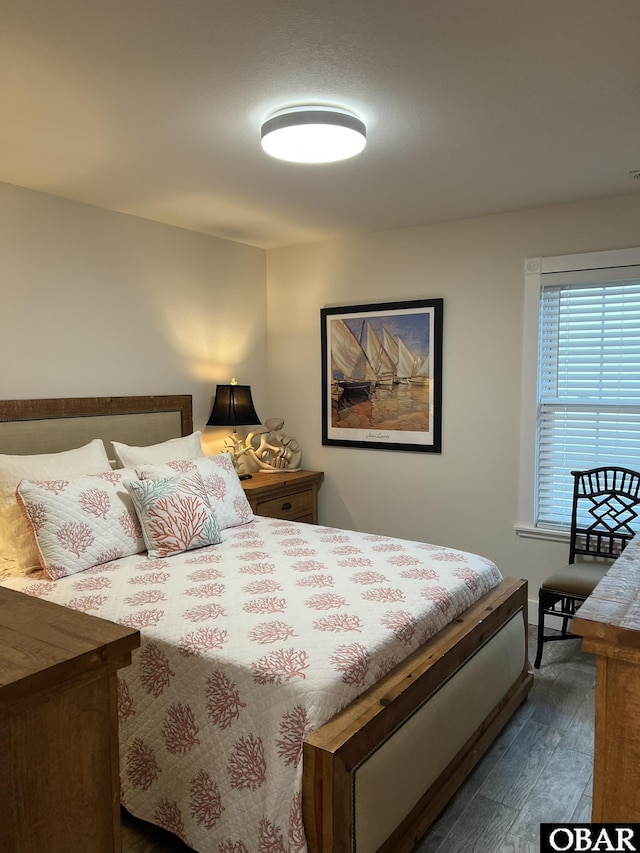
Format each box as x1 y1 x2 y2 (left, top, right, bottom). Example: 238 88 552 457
1 517 502 853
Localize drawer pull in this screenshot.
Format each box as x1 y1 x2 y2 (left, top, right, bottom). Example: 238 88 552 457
281 501 292 511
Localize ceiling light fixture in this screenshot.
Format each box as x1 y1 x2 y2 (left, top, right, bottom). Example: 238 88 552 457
260 106 366 164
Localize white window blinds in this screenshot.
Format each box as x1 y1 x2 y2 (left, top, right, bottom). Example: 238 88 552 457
537 271 640 529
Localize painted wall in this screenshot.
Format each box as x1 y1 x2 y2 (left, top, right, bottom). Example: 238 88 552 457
265 193 640 617
0 181 267 453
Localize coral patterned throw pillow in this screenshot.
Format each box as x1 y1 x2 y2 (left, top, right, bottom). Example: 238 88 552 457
137 452 254 529
124 471 222 558
16 469 145 579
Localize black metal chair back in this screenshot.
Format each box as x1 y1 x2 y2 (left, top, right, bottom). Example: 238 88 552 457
570 466 640 561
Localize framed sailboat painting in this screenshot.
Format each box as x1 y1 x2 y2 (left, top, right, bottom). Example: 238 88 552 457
321 298 443 452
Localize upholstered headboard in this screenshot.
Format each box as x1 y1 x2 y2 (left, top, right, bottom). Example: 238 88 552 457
0 396 193 460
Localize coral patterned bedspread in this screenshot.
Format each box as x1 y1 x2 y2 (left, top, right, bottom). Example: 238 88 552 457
1 517 502 853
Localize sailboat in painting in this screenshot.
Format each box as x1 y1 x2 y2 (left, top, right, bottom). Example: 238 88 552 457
396 337 419 384
381 327 429 385
330 318 377 399
382 328 399 381
408 355 429 385
364 322 395 386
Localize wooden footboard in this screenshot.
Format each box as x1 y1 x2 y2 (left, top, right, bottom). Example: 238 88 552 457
302 577 532 853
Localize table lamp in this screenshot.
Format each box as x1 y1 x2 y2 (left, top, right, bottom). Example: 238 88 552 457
207 379 261 474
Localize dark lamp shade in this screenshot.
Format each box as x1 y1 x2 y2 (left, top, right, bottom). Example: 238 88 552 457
207 384 261 427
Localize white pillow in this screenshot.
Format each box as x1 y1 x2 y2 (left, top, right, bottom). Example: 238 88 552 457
111 431 204 468
16 469 145 579
0 440 112 574
137 452 254 530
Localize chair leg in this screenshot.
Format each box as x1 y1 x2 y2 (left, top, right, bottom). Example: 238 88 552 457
534 591 546 669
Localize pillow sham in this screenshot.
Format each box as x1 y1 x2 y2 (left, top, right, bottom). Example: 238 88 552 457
15 469 145 580
111 431 204 469
124 471 222 558
137 452 254 529
0 439 113 575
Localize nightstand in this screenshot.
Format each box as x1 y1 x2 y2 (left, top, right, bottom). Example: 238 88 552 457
0 586 140 853
241 470 323 524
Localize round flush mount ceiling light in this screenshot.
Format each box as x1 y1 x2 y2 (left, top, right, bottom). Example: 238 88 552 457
260 106 366 164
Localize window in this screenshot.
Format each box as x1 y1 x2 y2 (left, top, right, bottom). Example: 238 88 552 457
517 248 640 539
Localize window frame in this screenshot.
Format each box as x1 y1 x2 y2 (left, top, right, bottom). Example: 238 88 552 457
516 246 640 542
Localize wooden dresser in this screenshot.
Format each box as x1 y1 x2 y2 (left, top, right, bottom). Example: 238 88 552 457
241 469 323 523
0 586 140 853
574 535 640 820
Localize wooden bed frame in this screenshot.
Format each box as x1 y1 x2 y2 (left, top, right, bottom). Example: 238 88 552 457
303 577 530 853
0 395 533 853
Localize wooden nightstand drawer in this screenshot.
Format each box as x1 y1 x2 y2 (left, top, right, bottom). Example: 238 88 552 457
256 488 313 520
241 470 323 524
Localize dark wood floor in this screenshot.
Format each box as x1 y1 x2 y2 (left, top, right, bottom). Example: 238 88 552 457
122 625 595 853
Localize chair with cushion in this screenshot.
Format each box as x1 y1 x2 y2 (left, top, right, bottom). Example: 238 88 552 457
534 466 640 669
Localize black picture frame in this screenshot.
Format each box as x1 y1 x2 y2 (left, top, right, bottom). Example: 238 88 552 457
321 298 443 453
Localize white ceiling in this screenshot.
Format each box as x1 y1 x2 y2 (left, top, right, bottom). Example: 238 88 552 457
2 0 639 249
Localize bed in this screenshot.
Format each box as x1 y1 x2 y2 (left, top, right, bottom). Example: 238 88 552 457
0 395 533 853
